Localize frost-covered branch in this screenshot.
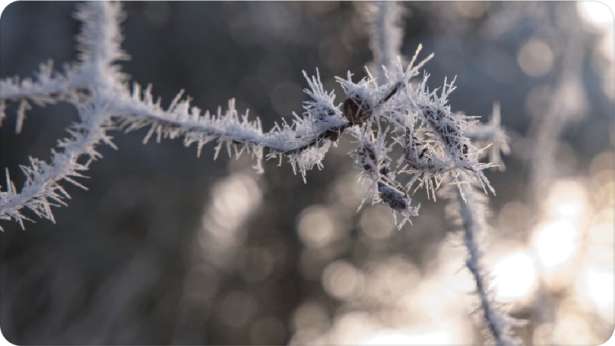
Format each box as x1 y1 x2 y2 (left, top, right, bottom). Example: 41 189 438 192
3 0 438 229
74 1 128 82
0 100 113 230
1 1 511 239
110 75 349 176
447 185 521 346
0 63 82 102
1 2 413 228
0 2 125 229
0 63 84 133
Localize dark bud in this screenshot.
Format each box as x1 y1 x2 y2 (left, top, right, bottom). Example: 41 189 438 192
377 182 408 211
419 147 428 159
323 129 340 141
343 96 371 125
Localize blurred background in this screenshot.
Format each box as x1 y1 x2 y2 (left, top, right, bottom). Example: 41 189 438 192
0 1 613 345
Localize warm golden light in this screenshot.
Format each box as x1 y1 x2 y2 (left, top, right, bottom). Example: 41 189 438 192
492 250 538 302
544 179 589 222
297 205 339 248
361 328 457 345
529 179 588 283
517 38 554 77
197 172 263 269
292 301 329 332
551 309 603 345
578 266 614 323
322 260 364 300
531 220 579 271
577 0 614 31
454 2 488 19
204 173 262 243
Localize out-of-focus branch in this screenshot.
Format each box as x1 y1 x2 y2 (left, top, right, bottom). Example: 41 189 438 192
364 1 404 84
451 185 521 346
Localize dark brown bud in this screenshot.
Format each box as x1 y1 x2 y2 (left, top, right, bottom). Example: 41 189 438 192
343 96 371 125
377 182 408 211
323 128 340 141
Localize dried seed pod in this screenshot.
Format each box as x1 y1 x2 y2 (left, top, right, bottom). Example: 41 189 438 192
343 96 372 125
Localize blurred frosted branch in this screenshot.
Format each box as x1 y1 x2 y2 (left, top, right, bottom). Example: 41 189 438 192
528 28 586 200
364 1 404 84
448 185 521 346
524 5 589 337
